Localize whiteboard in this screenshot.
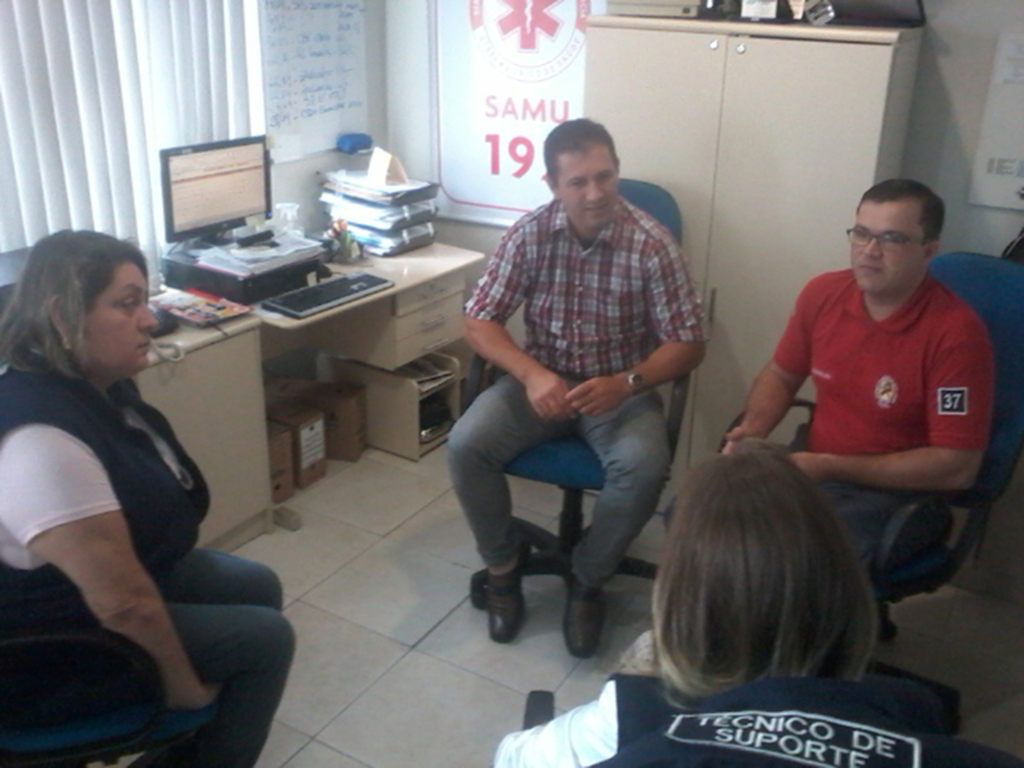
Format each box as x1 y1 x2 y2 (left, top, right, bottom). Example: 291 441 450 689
261 0 368 163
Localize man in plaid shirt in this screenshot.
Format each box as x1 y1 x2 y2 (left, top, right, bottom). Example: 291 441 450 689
448 119 706 658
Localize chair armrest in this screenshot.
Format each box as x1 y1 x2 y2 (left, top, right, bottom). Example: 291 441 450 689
0 628 163 730
718 398 816 452
665 374 690 458
875 495 953 576
523 690 555 729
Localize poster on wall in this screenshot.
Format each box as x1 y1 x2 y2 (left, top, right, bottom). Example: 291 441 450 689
435 0 607 226
969 31 1024 212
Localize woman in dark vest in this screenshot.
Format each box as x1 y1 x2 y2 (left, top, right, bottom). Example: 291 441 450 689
495 441 1023 767
0 231 294 768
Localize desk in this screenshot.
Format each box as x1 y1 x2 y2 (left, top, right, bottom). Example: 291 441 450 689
258 243 486 368
139 242 485 542
259 242 486 460
136 316 274 550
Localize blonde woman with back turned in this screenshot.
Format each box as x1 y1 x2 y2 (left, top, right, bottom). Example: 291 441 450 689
495 441 1023 767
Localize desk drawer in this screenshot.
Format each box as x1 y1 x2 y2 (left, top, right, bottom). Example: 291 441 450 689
393 311 464 365
393 293 462 340
306 292 463 370
394 273 463 316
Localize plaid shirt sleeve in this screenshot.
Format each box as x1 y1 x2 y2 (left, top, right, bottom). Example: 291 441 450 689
643 239 707 345
464 222 532 324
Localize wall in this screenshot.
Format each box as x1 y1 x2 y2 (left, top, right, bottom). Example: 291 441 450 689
384 1 1024 259
902 0 1024 256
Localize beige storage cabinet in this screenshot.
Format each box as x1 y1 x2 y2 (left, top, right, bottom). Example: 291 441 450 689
324 352 461 461
137 324 272 548
585 16 921 468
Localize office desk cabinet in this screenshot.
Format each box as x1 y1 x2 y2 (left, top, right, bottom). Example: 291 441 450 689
258 243 486 460
137 318 273 549
258 244 485 370
585 16 921 468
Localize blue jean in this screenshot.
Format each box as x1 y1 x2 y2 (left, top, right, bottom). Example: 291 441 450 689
156 548 295 768
447 374 670 587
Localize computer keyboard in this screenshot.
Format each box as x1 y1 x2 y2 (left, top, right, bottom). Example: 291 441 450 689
262 271 394 318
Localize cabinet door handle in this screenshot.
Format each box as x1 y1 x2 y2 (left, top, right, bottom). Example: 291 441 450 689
735 43 747 54
709 39 720 50
707 287 717 325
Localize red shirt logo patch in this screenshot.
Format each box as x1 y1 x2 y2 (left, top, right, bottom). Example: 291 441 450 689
938 387 969 415
874 375 898 409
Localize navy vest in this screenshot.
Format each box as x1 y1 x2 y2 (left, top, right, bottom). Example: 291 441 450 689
0 368 208 631
599 674 1023 767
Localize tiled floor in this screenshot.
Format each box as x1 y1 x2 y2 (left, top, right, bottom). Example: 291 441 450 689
232 446 1024 767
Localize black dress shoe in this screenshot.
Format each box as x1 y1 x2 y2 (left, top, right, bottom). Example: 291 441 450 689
563 581 605 658
487 569 525 643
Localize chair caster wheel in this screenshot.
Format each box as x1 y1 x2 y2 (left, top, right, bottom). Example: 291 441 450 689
470 569 488 610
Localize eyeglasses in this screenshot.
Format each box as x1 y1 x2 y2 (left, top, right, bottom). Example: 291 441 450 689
846 227 928 249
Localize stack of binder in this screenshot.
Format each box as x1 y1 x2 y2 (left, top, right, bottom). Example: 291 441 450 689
321 170 439 257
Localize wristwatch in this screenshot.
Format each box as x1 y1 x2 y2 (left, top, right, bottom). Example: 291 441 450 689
626 371 645 394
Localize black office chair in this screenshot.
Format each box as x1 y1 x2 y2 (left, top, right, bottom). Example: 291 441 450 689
0 627 216 767
466 180 690 654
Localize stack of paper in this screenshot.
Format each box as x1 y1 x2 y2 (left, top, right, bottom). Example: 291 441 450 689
193 233 323 276
396 356 455 395
320 148 438 256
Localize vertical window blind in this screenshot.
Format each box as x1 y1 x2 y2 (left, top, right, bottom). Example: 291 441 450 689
0 0 261 279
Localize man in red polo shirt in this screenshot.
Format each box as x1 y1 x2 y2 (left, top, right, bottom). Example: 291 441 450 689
724 179 994 571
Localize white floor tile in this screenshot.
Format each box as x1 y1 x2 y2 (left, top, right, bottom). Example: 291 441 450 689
283 740 370 768
317 652 524 768
276 602 407 737
245 447 1024 766
363 444 451 480
256 721 312 768
234 511 380 599
301 538 473 645
383 489 480 569
418 595 581 693
290 455 450 536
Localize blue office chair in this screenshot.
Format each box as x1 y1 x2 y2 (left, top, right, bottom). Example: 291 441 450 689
872 252 1024 630
0 627 216 767
466 180 690 654
723 253 1024 640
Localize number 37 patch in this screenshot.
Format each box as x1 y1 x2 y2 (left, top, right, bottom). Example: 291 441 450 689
938 387 969 415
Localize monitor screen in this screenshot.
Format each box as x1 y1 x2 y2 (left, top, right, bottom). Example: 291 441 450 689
160 135 271 244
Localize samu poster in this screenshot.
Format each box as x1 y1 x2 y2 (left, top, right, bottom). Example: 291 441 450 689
436 0 606 226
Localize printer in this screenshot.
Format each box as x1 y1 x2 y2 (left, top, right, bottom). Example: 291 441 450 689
161 250 321 305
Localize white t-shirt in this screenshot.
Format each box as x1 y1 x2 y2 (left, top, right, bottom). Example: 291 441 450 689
0 424 120 569
494 679 619 768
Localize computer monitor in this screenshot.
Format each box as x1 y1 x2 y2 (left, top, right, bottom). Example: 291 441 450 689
160 135 271 245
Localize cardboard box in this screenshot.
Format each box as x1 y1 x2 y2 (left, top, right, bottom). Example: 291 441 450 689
266 421 295 504
299 382 366 462
267 402 327 489
265 378 366 462
264 378 319 408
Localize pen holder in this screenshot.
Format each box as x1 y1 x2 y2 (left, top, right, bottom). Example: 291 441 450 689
325 220 365 264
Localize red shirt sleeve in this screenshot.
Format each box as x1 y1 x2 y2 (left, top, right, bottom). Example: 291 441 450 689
926 309 994 452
